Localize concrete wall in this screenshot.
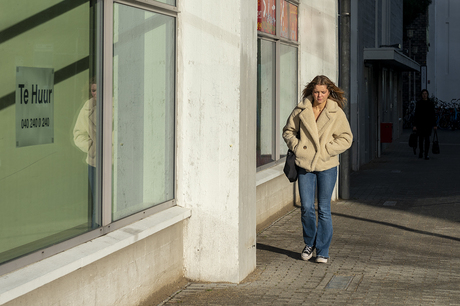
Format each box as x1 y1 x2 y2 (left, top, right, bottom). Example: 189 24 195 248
299 0 339 83
256 173 299 233
4 223 185 306
177 0 257 283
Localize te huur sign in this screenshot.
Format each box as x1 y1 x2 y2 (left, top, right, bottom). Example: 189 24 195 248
16 66 54 147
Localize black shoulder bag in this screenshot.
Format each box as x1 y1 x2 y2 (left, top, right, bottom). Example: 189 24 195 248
283 149 298 182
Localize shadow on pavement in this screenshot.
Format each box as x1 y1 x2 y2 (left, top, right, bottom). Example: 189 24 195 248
256 243 300 260
332 211 460 242
349 129 460 224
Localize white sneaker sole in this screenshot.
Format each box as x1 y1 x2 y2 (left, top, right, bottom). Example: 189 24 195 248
301 253 313 261
315 257 328 263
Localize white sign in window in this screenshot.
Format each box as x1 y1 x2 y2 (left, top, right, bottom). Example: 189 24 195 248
421 66 427 91
16 67 54 147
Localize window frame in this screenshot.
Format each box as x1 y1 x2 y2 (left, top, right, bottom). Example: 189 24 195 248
256 0 299 171
101 0 178 231
0 0 178 276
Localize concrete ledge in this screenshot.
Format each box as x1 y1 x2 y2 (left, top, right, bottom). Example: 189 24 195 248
256 163 285 186
0 206 191 305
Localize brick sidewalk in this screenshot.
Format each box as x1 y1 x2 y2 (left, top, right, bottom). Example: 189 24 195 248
160 129 460 305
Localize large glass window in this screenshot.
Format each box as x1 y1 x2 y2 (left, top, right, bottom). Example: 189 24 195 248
257 39 276 167
0 0 176 273
257 0 298 168
279 44 298 155
112 3 175 220
0 0 101 265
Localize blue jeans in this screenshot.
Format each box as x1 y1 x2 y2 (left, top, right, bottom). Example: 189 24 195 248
297 166 337 258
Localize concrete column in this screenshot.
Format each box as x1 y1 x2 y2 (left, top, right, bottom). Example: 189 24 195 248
177 0 257 283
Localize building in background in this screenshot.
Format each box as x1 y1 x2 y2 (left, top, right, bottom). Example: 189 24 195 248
426 0 460 102
349 0 419 170
399 0 431 131
402 1 430 107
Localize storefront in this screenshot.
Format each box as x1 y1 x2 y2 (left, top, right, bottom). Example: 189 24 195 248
1 1 188 305
1 0 178 273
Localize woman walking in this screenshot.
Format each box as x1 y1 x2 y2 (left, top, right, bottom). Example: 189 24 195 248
283 75 353 263
413 89 437 160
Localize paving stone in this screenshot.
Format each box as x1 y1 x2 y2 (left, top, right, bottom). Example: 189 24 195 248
159 130 460 305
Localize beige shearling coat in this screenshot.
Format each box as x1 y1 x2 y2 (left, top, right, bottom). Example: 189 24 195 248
282 96 353 172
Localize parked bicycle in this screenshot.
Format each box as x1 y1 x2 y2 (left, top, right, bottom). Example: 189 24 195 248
404 97 460 130
434 98 460 130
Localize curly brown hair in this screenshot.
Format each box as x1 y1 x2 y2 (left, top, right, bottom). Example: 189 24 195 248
301 75 347 109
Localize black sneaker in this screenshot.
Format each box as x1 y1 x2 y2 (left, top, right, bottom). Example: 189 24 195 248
301 245 314 261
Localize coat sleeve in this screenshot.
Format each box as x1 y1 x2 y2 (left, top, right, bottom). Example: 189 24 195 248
325 112 353 156
73 102 92 154
282 109 301 152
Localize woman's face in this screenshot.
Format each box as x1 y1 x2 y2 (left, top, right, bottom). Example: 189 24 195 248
312 85 330 105
422 91 428 100
91 84 97 99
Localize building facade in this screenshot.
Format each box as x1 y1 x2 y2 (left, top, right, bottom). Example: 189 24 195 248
349 0 419 169
402 4 429 107
426 0 460 102
0 1 341 305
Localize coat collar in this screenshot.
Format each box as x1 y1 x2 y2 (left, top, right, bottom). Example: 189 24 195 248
298 96 339 149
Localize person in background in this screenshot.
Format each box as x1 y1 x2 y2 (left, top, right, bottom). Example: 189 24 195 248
413 89 437 160
282 75 353 263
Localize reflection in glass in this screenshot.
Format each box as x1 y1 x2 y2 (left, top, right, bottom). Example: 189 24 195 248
0 0 100 265
112 4 175 220
257 39 276 167
73 78 100 228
